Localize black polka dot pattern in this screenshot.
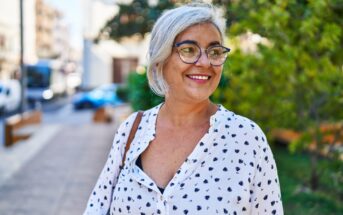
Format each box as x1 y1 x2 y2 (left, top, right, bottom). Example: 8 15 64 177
84 104 283 214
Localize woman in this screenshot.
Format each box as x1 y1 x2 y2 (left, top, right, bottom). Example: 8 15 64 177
84 3 283 215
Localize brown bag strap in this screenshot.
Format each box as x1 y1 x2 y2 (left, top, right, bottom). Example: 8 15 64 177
122 111 143 165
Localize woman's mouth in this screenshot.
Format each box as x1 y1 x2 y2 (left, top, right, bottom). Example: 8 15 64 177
186 75 211 83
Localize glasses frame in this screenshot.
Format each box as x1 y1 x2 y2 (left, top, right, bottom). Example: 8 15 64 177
174 41 231 66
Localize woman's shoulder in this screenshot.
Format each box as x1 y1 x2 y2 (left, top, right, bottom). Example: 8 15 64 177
217 105 271 157
217 104 267 139
141 103 162 119
118 104 161 130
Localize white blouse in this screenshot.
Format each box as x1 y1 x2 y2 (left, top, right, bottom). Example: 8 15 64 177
84 104 283 215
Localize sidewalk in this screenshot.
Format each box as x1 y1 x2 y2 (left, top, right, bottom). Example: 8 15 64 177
0 105 132 215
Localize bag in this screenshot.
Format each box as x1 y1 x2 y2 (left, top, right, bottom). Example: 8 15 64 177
106 111 144 215
122 111 143 165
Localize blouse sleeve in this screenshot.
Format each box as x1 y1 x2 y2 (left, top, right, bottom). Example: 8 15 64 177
251 130 284 215
83 112 139 215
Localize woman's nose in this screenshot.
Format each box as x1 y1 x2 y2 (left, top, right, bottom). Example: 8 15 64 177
195 51 211 67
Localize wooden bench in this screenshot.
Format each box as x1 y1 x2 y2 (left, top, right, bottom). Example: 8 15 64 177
271 123 343 159
5 111 42 147
93 107 113 123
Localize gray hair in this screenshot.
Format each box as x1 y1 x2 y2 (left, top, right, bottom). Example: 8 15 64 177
147 3 227 97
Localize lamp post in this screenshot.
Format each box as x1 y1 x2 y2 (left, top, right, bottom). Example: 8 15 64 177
19 0 26 113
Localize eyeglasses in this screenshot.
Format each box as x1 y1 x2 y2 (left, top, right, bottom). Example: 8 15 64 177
174 41 230 66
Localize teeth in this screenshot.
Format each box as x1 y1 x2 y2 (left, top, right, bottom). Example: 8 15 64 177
188 75 209 80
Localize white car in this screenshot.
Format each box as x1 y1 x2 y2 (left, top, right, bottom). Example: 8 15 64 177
0 80 21 114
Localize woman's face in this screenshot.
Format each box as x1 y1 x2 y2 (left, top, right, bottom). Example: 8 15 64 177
163 22 223 103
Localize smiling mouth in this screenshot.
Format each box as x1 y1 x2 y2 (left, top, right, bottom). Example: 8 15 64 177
186 75 211 81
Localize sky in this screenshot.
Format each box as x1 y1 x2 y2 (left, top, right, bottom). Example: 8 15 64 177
45 0 83 50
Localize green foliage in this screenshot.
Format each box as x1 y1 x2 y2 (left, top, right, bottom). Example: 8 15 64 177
211 0 343 192
98 0 175 41
274 146 343 214
213 0 343 133
127 70 164 111
116 85 129 102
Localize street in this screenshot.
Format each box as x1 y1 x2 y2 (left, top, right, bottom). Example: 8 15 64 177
0 98 131 214
0 95 79 147
0 95 95 185
0 122 116 215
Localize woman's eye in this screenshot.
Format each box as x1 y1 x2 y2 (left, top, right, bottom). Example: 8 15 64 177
180 47 195 54
209 48 223 57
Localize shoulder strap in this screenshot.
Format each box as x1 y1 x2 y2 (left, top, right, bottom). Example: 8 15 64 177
122 111 143 165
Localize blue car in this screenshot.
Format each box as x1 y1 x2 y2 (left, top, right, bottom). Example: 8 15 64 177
72 84 123 109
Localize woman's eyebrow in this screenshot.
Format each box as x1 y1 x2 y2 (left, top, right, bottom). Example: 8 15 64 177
175 40 221 47
208 41 221 46
175 40 197 46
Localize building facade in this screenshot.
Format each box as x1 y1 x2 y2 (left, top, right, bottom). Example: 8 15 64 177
82 0 148 89
35 0 59 59
0 0 37 80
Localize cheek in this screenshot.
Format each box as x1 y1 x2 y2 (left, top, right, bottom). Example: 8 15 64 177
163 58 190 83
213 67 223 81
210 68 223 90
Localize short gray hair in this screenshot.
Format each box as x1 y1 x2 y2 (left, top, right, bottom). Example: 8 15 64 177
147 3 226 96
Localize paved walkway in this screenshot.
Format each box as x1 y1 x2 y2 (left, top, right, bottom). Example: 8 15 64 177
0 124 62 186
0 105 132 215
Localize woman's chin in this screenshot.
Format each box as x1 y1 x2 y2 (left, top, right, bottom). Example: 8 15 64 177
184 90 213 103
166 86 215 103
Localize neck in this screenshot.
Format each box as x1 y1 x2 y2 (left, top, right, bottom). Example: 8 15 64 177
159 98 217 127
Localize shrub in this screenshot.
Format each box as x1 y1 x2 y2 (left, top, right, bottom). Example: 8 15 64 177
127 69 164 111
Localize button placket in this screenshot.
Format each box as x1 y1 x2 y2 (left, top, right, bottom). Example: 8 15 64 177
156 194 168 215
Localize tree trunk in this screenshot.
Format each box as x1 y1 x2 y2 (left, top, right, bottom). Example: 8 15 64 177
310 152 319 190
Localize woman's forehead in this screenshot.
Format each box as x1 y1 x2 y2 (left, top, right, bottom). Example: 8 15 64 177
175 23 222 44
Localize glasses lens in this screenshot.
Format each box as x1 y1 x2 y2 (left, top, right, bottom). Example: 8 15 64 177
177 43 200 64
207 46 229 66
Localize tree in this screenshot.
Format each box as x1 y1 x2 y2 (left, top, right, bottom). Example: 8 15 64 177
212 0 343 190
127 68 164 111
97 0 175 41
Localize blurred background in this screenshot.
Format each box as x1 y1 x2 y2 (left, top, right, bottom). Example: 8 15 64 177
0 0 342 214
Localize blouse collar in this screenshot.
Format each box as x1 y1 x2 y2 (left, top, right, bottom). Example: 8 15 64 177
147 103 226 137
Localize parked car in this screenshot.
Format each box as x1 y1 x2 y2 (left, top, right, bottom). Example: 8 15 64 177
0 80 21 114
72 84 123 110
